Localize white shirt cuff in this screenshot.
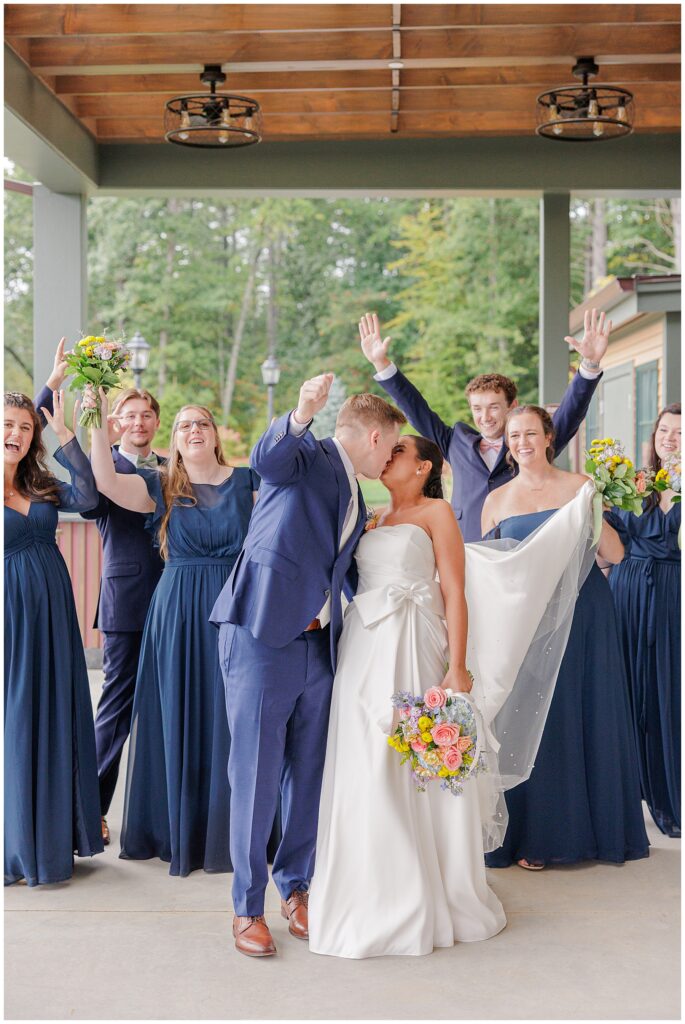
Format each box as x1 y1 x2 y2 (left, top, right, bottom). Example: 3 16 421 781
373 362 398 382
288 411 310 436
578 363 602 380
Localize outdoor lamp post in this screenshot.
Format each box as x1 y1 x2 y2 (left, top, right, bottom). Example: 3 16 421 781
128 331 151 389
261 355 281 426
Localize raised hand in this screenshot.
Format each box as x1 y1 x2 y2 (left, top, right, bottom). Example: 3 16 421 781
359 312 392 373
46 337 71 390
40 389 74 447
565 308 612 370
294 373 334 424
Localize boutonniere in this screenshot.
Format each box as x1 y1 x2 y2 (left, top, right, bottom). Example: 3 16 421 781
365 508 381 532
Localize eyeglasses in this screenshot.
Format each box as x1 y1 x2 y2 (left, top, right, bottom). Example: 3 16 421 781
175 419 214 433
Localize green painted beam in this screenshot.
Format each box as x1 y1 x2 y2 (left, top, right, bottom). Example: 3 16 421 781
95 135 680 197
4 44 97 191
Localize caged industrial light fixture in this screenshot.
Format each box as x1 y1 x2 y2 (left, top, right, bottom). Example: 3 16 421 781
536 57 634 142
164 64 262 148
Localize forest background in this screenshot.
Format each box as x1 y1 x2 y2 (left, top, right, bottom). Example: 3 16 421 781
5 159 679 472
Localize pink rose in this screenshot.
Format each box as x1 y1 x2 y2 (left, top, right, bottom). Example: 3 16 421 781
431 723 460 747
457 736 473 752
411 739 427 753
635 471 647 494
443 746 463 771
424 687 447 709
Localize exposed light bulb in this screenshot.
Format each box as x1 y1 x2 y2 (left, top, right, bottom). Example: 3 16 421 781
588 98 599 118
218 131 230 144
245 115 253 131
617 104 627 122
180 110 191 130
548 103 558 121
593 121 604 137
553 123 563 136
178 132 189 141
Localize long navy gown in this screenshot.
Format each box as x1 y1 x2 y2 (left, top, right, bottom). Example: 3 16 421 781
120 467 276 876
484 510 649 868
605 502 681 837
4 438 104 886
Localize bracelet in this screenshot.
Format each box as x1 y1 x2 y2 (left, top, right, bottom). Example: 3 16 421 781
581 358 600 370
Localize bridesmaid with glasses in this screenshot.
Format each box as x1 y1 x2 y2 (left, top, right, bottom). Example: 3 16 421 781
5 391 103 886
90 394 274 876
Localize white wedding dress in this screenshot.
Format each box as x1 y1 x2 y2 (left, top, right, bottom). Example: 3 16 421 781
308 485 597 959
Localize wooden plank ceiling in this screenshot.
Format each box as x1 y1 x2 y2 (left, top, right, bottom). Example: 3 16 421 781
4 4 681 143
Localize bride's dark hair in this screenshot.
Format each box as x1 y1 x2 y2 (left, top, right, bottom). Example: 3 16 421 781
412 435 444 499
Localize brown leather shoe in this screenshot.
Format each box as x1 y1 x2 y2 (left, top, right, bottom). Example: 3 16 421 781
232 915 276 957
101 818 110 846
280 890 309 939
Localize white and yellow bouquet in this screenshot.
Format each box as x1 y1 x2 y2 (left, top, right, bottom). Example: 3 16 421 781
65 334 131 428
585 438 647 516
652 452 681 504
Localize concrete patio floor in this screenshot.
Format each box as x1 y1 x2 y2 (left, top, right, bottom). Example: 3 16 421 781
4 671 681 1021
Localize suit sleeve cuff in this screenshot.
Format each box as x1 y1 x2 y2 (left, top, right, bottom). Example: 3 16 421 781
288 411 311 436
578 363 602 380
373 362 398 382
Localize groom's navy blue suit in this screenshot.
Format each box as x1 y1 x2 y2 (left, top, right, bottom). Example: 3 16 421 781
211 412 366 916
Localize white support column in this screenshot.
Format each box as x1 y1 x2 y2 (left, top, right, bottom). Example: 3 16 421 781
539 192 571 406
33 185 87 391
663 311 681 406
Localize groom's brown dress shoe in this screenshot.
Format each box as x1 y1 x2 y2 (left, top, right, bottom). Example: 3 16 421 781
280 890 309 939
232 915 276 957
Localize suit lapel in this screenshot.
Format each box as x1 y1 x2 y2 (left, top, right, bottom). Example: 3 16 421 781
321 437 353 543
112 446 136 475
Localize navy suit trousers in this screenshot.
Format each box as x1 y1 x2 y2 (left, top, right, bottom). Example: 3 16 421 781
95 631 143 815
219 622 333 916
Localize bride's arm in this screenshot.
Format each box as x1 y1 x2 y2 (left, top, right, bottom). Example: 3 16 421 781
429 501 473 693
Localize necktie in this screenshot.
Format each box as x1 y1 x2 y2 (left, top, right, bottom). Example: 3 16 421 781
137 452 159 470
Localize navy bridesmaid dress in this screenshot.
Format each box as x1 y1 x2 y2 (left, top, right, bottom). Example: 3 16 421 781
120 467 276 876
4 438 104 885
484 510 649 868
605 502 681 837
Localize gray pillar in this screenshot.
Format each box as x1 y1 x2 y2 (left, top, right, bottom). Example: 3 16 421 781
663 311 681 406
539 192 571 406
33 185 87 392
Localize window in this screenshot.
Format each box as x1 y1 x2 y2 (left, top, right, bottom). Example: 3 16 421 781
635 360 658 468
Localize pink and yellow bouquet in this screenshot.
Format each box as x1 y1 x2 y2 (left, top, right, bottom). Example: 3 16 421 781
65 334 131 429
652 452 681 504
584 437 646 515
388 686 485 795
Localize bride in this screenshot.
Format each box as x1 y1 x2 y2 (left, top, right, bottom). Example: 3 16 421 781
308 432 618 959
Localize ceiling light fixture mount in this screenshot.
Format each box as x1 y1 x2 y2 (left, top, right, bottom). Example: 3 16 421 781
164 64 262 148
536 56 634 142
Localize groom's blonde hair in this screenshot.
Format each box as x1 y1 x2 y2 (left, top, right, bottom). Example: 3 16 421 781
336 394 406 432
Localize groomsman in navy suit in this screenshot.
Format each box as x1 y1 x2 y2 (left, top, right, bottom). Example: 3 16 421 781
211 374 405 957
360 309 611 542
35 342 164 845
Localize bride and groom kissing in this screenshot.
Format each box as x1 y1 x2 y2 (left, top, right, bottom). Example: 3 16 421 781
210 309 623 959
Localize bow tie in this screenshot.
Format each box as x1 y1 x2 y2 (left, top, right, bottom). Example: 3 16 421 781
137 452 159 469
479 438 504 453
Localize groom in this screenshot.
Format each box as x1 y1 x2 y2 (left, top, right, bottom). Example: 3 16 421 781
211 373 405 957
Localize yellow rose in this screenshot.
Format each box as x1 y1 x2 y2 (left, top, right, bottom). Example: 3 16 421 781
417 716 433 731
421 731 433 744
438 767 449 778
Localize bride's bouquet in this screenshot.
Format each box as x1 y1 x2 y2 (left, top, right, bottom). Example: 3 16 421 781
584 437 647 515
388 686 486 795
65 334 131 429
652 452 681 504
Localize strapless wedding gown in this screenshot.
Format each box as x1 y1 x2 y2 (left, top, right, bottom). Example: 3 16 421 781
308 523 507 959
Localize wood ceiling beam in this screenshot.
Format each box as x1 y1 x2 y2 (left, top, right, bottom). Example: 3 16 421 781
52 63 681 96
26 24 680 71
72 82 681 118
5 3 679 36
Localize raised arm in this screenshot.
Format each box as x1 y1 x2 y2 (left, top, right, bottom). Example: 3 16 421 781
553 308 611 455
359 313 454 457
90 388 155 513
34 337 70 428
250 373 333 485
37 389 96 513
429 500 473 693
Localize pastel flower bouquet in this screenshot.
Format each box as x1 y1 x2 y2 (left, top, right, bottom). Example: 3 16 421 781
388 686 486 795
64 334 131 429
584 438 647 515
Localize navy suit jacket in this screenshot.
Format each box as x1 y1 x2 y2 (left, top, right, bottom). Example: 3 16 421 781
210 412 366 669
378 368 601 542
34 384 165 632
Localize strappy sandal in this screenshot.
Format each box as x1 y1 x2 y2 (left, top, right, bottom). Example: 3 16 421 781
517 858 544 870
101 817 111 846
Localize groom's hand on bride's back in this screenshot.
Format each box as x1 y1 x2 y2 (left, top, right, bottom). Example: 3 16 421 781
359 312 392 374
293 373 334 424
